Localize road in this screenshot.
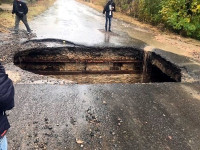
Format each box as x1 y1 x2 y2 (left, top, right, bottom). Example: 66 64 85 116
4 0 200 149
8 83 200 150
31 0 146 47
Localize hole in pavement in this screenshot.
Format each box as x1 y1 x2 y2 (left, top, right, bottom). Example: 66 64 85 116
14 47 181 84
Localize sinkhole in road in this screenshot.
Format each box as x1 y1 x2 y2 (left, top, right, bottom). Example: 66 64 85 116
14 47 181 84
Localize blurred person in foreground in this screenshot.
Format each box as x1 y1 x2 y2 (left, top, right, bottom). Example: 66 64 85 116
0 63 15 150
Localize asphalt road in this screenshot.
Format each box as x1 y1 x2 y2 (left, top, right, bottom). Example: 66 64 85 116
3 0 200 149
31 0 146 47
7 82 200 150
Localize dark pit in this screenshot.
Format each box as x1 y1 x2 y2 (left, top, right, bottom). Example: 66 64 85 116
14 47 181 84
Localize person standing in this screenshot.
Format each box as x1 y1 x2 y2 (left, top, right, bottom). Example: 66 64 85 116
0 63 15 150
103 0 116 32
12 0 31 34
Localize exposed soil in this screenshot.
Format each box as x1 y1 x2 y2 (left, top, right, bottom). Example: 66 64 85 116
0 31 75 84
0 22 200 85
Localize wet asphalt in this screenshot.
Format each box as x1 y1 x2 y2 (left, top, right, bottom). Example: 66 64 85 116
2 0 200 149
8 83 200 150
30 0 146 47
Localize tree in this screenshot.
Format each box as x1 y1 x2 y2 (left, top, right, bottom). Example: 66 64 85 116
160 0 200 39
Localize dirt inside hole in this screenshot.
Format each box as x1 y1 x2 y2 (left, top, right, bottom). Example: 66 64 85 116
14 47 180 84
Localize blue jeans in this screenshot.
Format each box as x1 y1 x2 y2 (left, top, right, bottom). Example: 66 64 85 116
105 15 112 31
0 136 7 150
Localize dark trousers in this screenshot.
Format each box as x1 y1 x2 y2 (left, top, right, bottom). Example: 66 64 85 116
14 15 31 32
105 15 112 31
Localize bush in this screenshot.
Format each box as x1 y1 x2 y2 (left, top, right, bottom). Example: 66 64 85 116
112 0 200 40
160 0 200 39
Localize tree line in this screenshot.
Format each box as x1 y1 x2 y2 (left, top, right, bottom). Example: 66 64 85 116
114 0 200 40
1 0 199 39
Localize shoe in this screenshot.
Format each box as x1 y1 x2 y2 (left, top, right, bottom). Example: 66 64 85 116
27 29 33 34
12 31 18 34
108 30 112 32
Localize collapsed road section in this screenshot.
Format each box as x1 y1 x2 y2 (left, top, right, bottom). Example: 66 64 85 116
14 46 181 84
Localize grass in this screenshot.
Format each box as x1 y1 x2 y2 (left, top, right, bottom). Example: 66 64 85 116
28 0 55 19
0 11 14 32
0 0 56 32
90 0 106 6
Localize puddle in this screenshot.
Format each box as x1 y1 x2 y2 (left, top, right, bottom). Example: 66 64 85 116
14 46 181 84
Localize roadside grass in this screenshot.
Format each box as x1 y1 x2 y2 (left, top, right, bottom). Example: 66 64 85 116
0 11 14 32
28 0 55 19
0 0 55 32
90 0 106 6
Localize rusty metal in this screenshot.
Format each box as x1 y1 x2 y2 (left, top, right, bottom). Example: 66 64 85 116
18 58 143 64
31 70 142 75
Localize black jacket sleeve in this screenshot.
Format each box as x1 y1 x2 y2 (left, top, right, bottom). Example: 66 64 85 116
0 64 15 112
12 0 17 14
103 2 109 14
23 2 28 15
112 2 116 12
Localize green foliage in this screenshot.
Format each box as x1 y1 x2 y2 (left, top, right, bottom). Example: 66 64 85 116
115 0 133 13
115 0 163 23
114 0 200 40
160 0 200 39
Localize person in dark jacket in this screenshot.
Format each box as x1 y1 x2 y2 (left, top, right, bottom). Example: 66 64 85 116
12 0 31 34
103 0 116 32
0 63 15 150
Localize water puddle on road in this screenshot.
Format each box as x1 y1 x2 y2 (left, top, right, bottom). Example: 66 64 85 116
14 47 181 84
